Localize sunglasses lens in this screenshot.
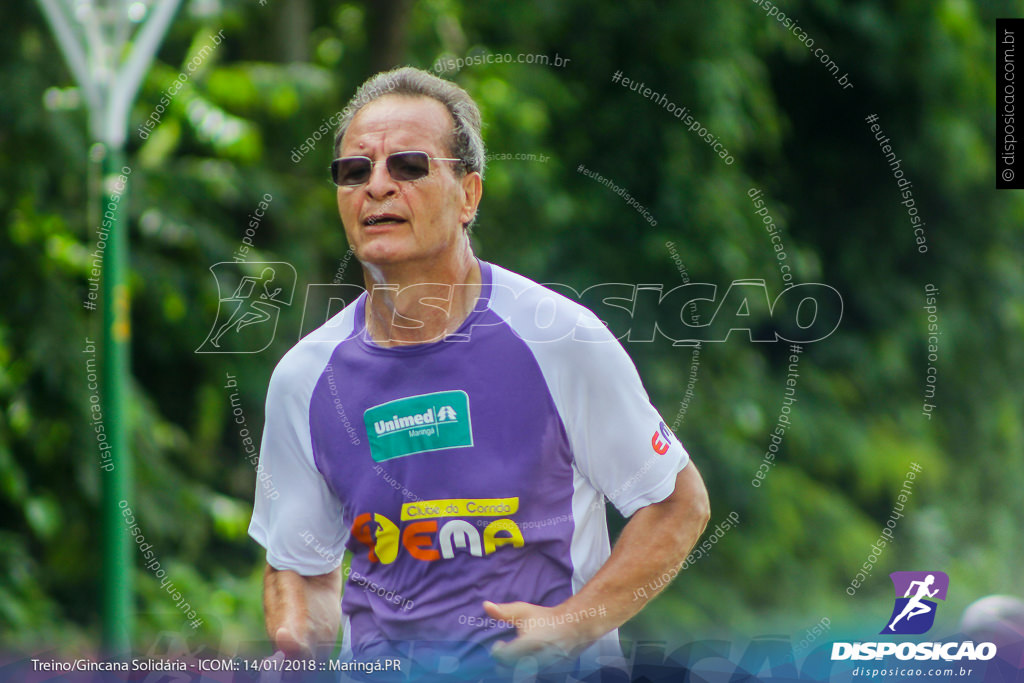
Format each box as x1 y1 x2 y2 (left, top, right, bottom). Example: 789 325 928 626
333 158 371 186
387 152 431 181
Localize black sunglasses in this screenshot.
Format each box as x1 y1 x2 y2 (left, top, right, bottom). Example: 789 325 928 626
330 151 463 186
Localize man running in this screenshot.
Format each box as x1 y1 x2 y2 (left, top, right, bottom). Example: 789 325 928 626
248 66 711 678
889 574 940 631
209 267 283 348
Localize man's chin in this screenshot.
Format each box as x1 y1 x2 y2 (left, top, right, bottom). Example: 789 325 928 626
354 245 419 270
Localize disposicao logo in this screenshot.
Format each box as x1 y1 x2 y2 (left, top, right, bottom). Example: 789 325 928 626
881 571 948 635
831 571 997 663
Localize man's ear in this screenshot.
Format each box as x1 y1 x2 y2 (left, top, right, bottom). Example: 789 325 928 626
459 171 483 228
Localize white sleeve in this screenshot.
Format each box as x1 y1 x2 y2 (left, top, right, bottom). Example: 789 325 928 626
556 311 690 517
248 346 348 575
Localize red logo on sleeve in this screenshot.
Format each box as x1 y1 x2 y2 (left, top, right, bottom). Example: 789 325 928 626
651 421 673 455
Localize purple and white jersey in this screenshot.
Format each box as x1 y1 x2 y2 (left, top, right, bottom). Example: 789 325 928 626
248 260 690 667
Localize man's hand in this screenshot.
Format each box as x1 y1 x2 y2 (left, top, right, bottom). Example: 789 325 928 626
482 463 710 667
272 625 313 659
483 600 593 667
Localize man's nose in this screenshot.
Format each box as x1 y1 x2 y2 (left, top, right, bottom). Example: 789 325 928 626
364 159 398 200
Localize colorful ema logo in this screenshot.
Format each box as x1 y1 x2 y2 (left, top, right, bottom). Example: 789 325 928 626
651 421 673 455
363 390 473 462
881 571 950 635
351 497 523 564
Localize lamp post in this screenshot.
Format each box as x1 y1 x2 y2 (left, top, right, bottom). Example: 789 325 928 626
36 0 181 654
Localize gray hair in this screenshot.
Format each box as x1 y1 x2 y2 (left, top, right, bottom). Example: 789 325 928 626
333 66 486 180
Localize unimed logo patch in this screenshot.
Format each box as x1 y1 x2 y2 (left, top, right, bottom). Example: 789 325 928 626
364 390 473 462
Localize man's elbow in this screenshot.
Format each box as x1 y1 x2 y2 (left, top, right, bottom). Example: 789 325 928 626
690 485 711 534
675 465 711 546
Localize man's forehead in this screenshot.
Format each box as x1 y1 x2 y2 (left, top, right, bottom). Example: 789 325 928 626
343 95 453 153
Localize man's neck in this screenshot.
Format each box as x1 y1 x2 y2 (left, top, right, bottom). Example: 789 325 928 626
361 240 482 347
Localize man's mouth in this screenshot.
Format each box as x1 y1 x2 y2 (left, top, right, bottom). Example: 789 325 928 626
363 213 407 227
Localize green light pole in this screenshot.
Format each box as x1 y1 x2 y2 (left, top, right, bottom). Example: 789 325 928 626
99 142 132 653
36 0 181 655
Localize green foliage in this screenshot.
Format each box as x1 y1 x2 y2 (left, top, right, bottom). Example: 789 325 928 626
2 0 1022 656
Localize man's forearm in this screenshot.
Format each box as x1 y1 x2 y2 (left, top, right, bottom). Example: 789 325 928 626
263 564 342 656
485 463 711 663
559 463 711 641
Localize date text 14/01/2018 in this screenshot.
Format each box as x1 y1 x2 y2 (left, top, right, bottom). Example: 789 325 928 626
222 658 404 673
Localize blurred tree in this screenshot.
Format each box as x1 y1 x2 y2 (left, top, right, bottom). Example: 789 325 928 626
1 0 1021 658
